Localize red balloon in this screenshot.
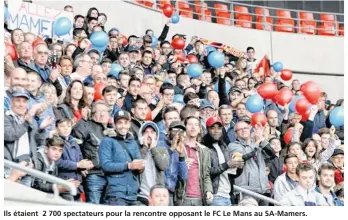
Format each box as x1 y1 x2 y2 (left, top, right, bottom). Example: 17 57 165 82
171 38 186 50
187 54 198 63
295 98 310 114
5 43 18 61
280 69 293 81
121 34 128 46
145 107 152 121
284 128 293 144
275 88 294 106
302 81 321 104
162 4 174 18
301 110 310 122
251 112 267 127
94 83 107 101
257 83 278 100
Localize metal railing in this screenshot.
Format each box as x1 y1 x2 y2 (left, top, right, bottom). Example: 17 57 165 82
130 0 344 37
234 185 282 206
4 159 77 196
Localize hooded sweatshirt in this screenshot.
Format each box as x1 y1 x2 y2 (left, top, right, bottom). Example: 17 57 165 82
137 121 169 199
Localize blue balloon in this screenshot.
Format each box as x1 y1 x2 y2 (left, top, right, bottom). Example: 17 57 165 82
4 6 8 21
205 46 216 54
208 51 224 68
53 17 72 36
187 63 203 79
109 63 124 79
329 106 344 127
246 94 264 113
173 94 184 104
289 95 303 113
90 31 109 48
171 13 180 24
151 35 158 48
92 44 107 54
214 81 231 94
273 62 283 72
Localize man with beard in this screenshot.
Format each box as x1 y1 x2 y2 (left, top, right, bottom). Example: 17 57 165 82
5 68 28 111
202 117 244 206
315 163 344 206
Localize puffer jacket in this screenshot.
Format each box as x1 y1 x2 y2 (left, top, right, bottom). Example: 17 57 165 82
157 134 188 193
71 119 106 175
137 122 169 198
174 143 213 206
99 133 142 201
226 138 274 194
202 134 243 201
33 148 59 193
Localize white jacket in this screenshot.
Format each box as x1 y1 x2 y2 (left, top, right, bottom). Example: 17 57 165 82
280 185 327 206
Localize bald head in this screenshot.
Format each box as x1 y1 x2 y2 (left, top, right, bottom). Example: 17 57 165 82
10 68 28 90
266 110 278 128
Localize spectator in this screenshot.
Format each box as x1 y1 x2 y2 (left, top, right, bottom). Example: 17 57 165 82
5 68 28 111
148 185 169 206
102 85 120 120
202 116 244 206
273 153 299 201
33 43 51 82
11 28 25 47
266 137 283 183
64 5 74 13
71 101 111 204
118 53 131 69
130 98 148 141
86 17 98 36
24 32 35 45
118 70 131 92
137 122 169 205
64 44 77 58
280 163 326 206
246 47 258 74
266 110 281 138
4 90 48 186
315 163 344 206
175 74 191 95
74 15 85 29
99 110 144 206
150 82 175 123
13 41 37 73
70 54 93 82
227 117 275 205
218 105 235 144
330 149 344 190
123 76 141 112
84 82 95 107
175 116 213 206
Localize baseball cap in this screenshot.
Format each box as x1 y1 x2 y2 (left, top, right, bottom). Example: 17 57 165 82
332 149 344 157
12 89 30 99
169 121 186 131
127 45 140 53
229 86 242 94
113 110 131 122
200 100 215 110
141 121 159 134
206 116 223 127
238 116 251 124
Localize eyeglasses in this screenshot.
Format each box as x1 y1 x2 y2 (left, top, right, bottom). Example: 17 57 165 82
37 51 49 55
235 127 249 132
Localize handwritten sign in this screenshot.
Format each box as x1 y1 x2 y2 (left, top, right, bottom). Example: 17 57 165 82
8 2 73 41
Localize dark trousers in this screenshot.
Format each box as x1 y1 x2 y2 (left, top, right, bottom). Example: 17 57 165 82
107 197 137 206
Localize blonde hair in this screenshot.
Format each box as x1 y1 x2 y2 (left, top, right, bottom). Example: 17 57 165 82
39 83 58 106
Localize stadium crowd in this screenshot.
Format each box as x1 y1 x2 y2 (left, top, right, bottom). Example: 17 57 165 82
3 3 344 206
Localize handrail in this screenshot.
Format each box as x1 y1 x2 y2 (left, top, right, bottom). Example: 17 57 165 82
4 159 77 196
234 185 282 206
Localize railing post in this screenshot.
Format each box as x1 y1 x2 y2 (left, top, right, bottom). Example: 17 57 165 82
152 0 156 9
297 11 300 33
175 0 179 13
201 0 205 21
230 1 234 25
262 8 266 30
334 14 338 36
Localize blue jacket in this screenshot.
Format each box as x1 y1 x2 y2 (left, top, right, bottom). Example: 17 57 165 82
315 187 344 206
122 93 140 112
157 135 188 193
99 134 142 201
56 136 83 193
313 110 326 132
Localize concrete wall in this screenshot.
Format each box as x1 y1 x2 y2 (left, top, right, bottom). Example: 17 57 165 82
35 0 344 101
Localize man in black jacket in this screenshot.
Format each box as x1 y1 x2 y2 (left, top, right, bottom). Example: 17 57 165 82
71 101 112 204
202 116 244 206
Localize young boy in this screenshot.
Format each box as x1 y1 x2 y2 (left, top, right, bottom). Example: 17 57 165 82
55 118 94 201
266 137 284 183
34 135 74 194
102 85 121 120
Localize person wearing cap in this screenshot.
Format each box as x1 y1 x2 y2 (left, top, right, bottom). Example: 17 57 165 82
128 46 141 67
4 89 49 186
71 101 112 204
200 99 217 123
330 149 344 190
157 120 188 206
202 116 244 206
226 117 275 205
175 116 213 206
99 110 144 206
315 163 344 206
136 121 169 206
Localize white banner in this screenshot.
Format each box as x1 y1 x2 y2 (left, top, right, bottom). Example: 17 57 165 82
7 1 73 42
